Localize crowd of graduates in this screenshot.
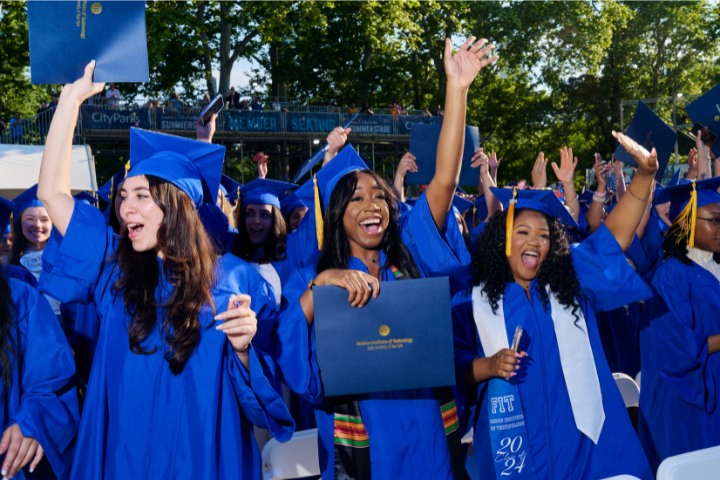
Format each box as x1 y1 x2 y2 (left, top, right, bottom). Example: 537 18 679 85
0 36 718 480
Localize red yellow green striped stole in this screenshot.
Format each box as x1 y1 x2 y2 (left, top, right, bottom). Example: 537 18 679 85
333 413 369 448
441 399 460 435
389 264 404 280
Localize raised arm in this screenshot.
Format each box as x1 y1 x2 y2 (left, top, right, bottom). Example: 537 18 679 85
471 148 502 220
586 155 608 234
531 152 548 190
425 36 497 229
605 131 658 251
551 146 580 221
695 133 713 180
322 127 351 166
392 152 418 202
38 62 104 236
612 157 626 200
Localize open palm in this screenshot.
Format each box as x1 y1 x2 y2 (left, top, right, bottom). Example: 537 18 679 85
551 147 578 184
444 36 498 89
612 131 658 177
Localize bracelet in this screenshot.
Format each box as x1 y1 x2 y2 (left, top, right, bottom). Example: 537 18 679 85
593 190 606 198
308 278 316 290
627 187 649 203
698 155 711 161
565 194 579 203
234 344 251 356
593 195 606 202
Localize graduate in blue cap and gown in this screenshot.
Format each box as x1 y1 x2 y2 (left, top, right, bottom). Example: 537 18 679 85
452 129 658 480
281 193 308 233
0 199 37 287
0 195 79 480
36 61 293 480
274 36 493 480
638 174 720 471
218 174 242 230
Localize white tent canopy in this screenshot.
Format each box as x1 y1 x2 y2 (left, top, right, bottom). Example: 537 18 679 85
0 144 97 200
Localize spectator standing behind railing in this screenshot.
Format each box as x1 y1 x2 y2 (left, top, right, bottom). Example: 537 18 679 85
227 87 240 109
270 97 288 113
49 95 58 109
324 99 335 113
251 97 263 111
359 101 374 115
9 112 23 144
37 100 51 143
347 102 359 114
202 94 210 108
433 104 444 116
106 82 121 109
168 92 184 110
239 99 250 110
421 106 433 117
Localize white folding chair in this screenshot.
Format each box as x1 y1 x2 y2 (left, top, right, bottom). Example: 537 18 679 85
613 372 640 408
261 428 321 480
600 476 642 480
656 445 720 480
635 371 641 390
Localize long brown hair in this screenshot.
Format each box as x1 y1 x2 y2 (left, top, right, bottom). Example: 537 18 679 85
112 175 217 374
10 209 48 266
217 190 236 229
232 204 287 263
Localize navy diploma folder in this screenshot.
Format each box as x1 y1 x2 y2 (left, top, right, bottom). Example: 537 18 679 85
28 1 149 85
313 277 455 397
406 124 480 187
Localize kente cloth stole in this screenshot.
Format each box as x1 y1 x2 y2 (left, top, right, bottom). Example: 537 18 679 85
332 265 469 480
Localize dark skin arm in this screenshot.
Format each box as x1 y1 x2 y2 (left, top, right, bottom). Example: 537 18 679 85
709 335 720 355
465 349 527 384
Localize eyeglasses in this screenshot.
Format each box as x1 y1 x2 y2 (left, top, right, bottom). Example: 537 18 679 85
696 217 720 228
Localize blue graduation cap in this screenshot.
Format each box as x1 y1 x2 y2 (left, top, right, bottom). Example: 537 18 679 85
685 82 720 158
220 174 242 203
452 195 473 216
491 188 578 257
667 168 683 188
28 1 149 84
292 112 361 183
653 177 720 248
74 191 98 205
127 128 225 209
197 203 236 255
614 101 677 181
11 185 43 218
471 196 489 225
0 198 13 234
97 162 132 203
406 124 480 187
280 193 307 217
240 179 297 210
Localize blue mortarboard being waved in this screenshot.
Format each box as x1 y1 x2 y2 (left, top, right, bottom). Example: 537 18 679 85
220 174 243 203
614 101 677 181
685 82 720 158
127 128 225 208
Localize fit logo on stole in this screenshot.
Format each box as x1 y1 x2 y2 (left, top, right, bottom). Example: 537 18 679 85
491 395 516 414
91 3 102 14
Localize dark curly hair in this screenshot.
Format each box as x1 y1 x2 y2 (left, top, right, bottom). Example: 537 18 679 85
316 169 421 279
662 223 720 265
0 268 19 399
112 176 217 375
232 204 287 263
471 208 582 320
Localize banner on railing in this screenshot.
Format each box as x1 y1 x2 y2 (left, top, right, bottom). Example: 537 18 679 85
155 109 201 130
286 112 339 133
81 106 152 130
397 115 443 135
224 111 282 132
342 114 394 135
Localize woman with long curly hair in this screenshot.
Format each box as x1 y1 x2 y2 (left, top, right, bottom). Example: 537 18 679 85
274 36 494 480
452 132 659 480
638 135 720 472
36 62 293 479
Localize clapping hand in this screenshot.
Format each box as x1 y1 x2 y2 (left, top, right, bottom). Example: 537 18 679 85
612 130 658 178
444 36 498 90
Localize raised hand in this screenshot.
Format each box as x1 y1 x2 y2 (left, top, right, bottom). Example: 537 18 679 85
444 36 498 90
60 60 105 104
488 151 502 172
532 152 548 189
196 113 217 143
396 152 418 177
470 148 489 169
315 269 380 308
215 294 257 354
326 126 351 156
0 424 44 478
593 154 608 190
551 146 578 185
612 130 658 178
258 156 268 179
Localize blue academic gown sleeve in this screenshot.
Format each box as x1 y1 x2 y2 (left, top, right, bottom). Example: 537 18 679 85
570 223 652 311
4 265 38 288
6 279 79 480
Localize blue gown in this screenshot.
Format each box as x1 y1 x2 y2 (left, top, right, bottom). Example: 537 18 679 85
0 275 79 480
276 193 471 480
38 200 294 479
4 264 38 287
452 224 653 480
638 257 720 472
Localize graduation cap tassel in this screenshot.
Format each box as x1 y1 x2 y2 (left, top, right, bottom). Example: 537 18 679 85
235 197 242 230
314 174 324 251
9 213 13 238
672 180 698 248
473 204 477 229
124 160 131 177
505 188 517 258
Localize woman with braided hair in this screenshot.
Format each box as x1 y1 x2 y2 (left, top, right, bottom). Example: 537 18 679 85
451 130 658 479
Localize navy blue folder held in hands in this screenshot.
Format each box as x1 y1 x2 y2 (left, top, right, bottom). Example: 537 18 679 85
28 1 149 85
313 277 456 397
406 124 480 187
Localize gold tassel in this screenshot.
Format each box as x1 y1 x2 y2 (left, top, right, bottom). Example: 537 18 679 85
314 174 324 251
505 188 517 258
124 160 131 177
9 213 14 238
472 204 477 229
109 175 114 201
671 180 698 247
235 196 242 229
